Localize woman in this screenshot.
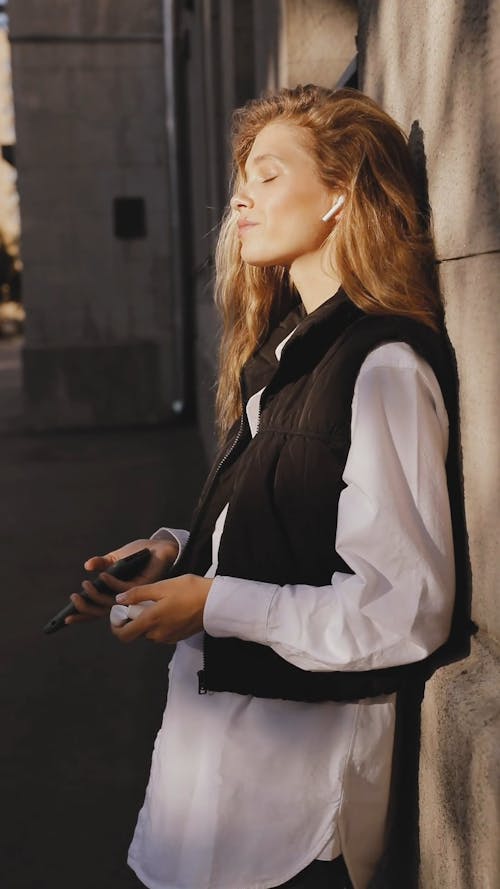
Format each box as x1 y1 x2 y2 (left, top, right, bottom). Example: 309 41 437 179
68 86 464 889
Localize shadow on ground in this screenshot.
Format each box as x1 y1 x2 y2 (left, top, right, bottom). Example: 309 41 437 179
0 339 207 889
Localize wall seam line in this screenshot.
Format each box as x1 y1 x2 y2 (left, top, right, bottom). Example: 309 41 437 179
437 248 500 264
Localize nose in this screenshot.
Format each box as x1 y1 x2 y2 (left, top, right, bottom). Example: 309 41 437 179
230 186 253 212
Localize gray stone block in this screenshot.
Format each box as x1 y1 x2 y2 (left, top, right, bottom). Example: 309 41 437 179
10 10 175 416
420 633 500 889
440 252 500 645
282 0 358 88
8 0 163 38
359 0 500 260
358 4 500 886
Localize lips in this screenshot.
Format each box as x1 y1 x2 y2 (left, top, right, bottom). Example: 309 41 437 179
237 219 259 234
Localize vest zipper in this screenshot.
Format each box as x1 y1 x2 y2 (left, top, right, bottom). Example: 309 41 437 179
198 667 208 694
197 349 291 695
197 409 247 695
214 411 245 477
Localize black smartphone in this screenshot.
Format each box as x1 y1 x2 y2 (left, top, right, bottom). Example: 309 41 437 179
43 548 152 635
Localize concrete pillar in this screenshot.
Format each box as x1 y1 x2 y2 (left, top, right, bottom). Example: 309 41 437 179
179 0 225 455
180 0 260 455
9 0 178 428
253 0 358 93
358 2 500 885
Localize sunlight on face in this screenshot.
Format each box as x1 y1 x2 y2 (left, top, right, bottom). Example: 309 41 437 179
232 121 333 267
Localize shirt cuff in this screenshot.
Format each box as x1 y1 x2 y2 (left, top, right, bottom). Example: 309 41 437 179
203 574 279 642
149 527 190 566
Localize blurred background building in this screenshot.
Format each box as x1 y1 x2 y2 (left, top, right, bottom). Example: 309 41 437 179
0 3 22 335
6 0 358 437
0 7 18 251
3 1 499 887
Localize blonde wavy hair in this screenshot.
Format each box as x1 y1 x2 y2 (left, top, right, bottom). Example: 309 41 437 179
215 85 441 435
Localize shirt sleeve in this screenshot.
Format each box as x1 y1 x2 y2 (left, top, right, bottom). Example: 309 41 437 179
149 527 190 565
203 343 456 672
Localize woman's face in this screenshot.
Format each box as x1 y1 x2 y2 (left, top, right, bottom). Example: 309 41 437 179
232 121 334 267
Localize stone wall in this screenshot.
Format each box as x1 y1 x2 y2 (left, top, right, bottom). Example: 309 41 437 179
253 0 357 93
358 2 500 886
9 0 177 427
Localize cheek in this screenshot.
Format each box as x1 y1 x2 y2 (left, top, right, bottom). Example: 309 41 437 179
239 186 327 264
269 200 326 255
269 187 325 235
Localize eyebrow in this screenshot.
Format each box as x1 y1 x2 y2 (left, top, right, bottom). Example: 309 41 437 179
251 153 283 165
244 153 283 175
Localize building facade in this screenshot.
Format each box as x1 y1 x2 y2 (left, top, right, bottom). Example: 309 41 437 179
9 1 180 427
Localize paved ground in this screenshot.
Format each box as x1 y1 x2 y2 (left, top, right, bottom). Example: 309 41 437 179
0 337 207 889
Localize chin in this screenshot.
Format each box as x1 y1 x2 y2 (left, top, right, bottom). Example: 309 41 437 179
240 247 289 267
242 257 276 268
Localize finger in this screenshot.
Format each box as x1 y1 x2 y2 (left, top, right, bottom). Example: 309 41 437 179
64 612 98 625
110 599 160 642
98 572 132 593
114 583 164 606
146 629 164 643
127 601 156 620
70 591 109 617
145 628 176 644
84 556 113 572
81 580 115 608
99 568 161 593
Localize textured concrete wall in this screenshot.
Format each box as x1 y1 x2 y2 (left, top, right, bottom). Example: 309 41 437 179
359 2 500 886
9 0 176 427
253 0 357 93
280 0 357 88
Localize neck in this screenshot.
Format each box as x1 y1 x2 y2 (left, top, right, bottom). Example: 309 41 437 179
289 247 342 314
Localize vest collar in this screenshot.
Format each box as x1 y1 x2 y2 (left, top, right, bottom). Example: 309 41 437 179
242 287 359 401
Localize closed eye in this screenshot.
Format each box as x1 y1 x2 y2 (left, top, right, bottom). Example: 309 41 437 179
261 176 277 183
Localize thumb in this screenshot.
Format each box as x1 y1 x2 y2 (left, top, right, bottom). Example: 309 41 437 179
115 583 163 605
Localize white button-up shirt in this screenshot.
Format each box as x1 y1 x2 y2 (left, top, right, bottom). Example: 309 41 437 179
123 341 455 889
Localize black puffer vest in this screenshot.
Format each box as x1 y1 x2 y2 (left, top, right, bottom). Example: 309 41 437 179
173 289 470 702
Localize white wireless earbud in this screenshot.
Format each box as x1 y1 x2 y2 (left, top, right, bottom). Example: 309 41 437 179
321 195 345 222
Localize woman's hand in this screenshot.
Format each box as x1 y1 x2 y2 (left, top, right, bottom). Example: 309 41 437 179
66 537 180 625
110 575 213 644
